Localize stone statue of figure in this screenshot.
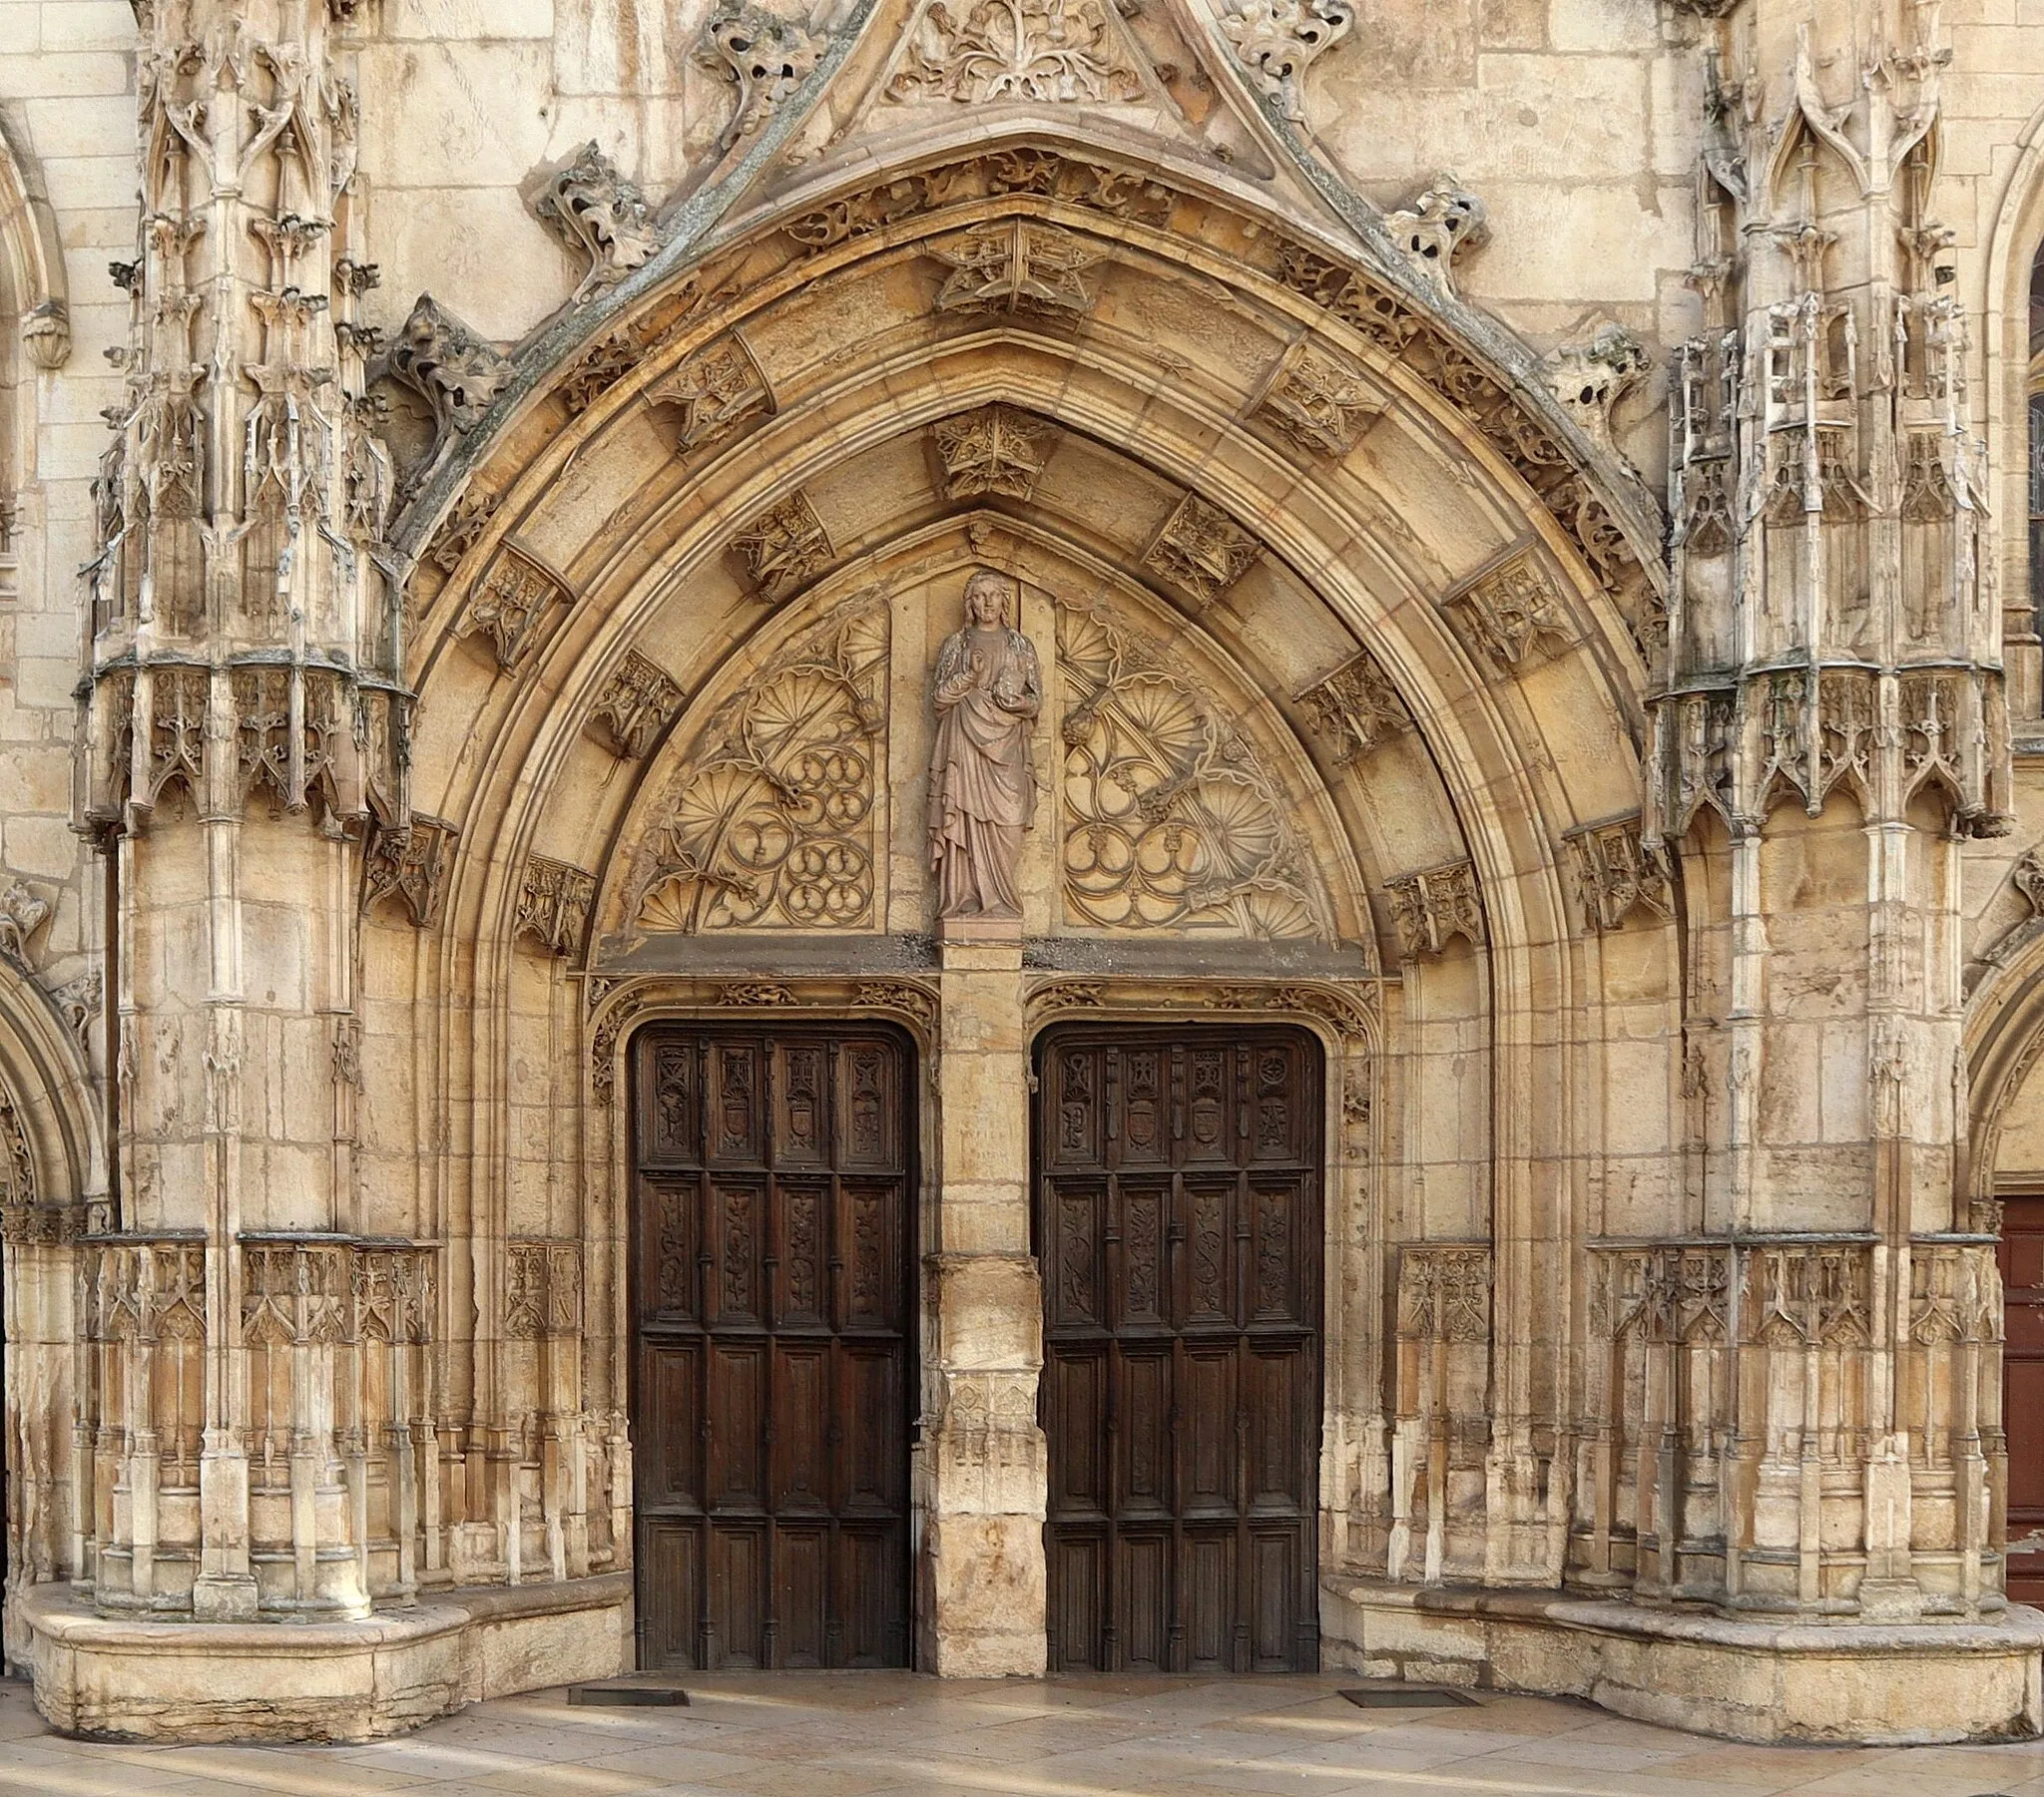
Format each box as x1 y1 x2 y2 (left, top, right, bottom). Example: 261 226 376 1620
928 569 1042 921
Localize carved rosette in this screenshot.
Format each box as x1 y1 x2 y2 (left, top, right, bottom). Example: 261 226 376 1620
1385 861 1484 959
517 856 597 958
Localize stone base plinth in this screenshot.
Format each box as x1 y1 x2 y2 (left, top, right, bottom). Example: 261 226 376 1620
1324 1579 2044 1744
18 1573 631 1743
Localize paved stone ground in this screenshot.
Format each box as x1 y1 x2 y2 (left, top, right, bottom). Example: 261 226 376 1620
1 1671 2042 1797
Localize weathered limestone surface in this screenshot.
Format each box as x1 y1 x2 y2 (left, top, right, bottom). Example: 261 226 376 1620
0 0 2039 1750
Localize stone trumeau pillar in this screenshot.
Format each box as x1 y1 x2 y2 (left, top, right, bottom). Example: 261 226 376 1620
1647 0 2011 1619
75 0 412 1621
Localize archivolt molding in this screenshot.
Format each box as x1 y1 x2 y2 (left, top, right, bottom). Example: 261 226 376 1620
1962 922 2044 1219
0 968 104 1243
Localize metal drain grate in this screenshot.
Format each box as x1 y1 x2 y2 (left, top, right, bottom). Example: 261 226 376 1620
568 1682 691 1706
1339 1685 1478 1709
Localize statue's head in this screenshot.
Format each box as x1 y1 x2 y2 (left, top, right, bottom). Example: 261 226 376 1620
963 568 1013 629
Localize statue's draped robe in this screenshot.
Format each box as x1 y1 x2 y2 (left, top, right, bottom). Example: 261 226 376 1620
928 624 1041 917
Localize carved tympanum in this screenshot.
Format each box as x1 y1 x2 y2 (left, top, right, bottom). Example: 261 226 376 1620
1058 605 1328 940
929 570 1043 922
636 597 888 933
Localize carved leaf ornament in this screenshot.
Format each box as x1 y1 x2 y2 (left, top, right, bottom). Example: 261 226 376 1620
888 0 1145 104
1057 607 1329 940
636 599 889 934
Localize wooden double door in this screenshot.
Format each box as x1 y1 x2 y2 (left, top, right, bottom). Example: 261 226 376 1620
2003 1195 2044 1603
630 1024 914 1670
1037 1026 1323 1673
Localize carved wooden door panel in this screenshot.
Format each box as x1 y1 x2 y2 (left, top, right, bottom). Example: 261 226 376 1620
632 1025 914 1670
2001 1195 2044 1601
1037 1026 1322 1673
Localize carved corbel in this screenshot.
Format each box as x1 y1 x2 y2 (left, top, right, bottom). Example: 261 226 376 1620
699 5 827 155
1254 340 1380 458
588 651 684 759
929 221 1103 318
1564 816 1674 935
931 405 1056 500
384 294 510 442
647 333 773 455
20 298 69 370
531 141 656 301
516 855 597 958
1218 0 1353 121
1440 552 1575 670
728 491 834 603
1385 860 1484 959
1296 649 1410 762
362 815 457 927
1385 174 1488 299
1142 493 1260 608
459 545 574 674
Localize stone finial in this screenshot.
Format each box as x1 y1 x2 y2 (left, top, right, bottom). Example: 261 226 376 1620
1545 322 1650 459
1385 174 1488 298
1219 0 1354 122
384 295 511 439
533 143 657 301
700 6 828 155
0 880 52 975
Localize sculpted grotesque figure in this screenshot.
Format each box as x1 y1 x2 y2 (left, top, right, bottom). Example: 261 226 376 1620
928 570 1042 921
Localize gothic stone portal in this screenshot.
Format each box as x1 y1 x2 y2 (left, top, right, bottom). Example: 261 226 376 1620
630 1025 915 1670
1036 1027 1324 1674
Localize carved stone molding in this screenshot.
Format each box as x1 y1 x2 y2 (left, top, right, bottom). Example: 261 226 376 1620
1142 494 1260 608
729 491 833 603
1441 552 1575 670
589 652 685 759
1295 650 1410 762
647 333 774 456
558 327 641 415
362 815 458 928
532 142 656 301
1057 604 1331 940
0 879 52 976
932 405 1056 500
1219 0 1353 121
1255 340 1380 458
587 974 941 1105
0 1085 34 1207
1565 816 1674 935
1545 322 1650 459
505 1239 581 1339
634 597 887 934
1397 1245 1490 1342
930 221 1104 318
517 855 597 958
887 0 1144 103
701 5 826 153
385 295 509 440
1208 981 1376 1045
1384 174 1489 299
1023 975 1377 1043
1385 861 1485 959
459 546 573 674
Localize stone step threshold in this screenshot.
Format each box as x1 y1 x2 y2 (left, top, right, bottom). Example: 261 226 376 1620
17 1572 634 1745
